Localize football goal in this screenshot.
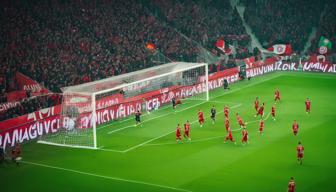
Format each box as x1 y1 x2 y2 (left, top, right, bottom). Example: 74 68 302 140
38 62 209 149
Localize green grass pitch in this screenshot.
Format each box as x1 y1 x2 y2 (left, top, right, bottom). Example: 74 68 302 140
1 71 336 192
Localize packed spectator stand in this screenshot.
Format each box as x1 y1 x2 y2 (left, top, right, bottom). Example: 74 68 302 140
0 0 335 122
242 0 325 53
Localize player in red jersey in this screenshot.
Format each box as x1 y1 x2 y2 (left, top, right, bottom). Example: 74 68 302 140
236 113 246 128
292 120 299 136
224 105 229 118
254 97 259 112
288 177 295 192
305 98 311 114
225 118 230 132
271 105 276 120
224 128 236 144
183 120 191 141
274 89 281 103
241 128 249 145
255 103 265 118
297 141 304 165
176 124 182 143
198 110 204 127
259 119 264 135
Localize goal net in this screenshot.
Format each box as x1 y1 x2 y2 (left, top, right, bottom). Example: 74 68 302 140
38 62 209 149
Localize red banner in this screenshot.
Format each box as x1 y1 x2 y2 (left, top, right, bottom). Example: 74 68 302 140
0 101 21 113
0 68 240 148
6 90 27 102
15 72 50 94
246 63 276 78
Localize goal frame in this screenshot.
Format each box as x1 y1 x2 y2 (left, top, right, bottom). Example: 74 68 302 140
39 62 209 150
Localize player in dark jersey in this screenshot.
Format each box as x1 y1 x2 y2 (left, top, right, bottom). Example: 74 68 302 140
210 105 216 124
172 97 176 109
135 110 142 126
0 146 4 164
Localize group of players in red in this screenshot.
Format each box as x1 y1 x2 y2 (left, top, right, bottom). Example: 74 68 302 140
175 89 312 192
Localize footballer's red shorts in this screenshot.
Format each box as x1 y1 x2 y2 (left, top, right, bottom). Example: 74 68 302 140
255 106 258 111
225 126 229 132
226 135 234 141
259 127 263 132
176 135 181 140
272 112 275 117
199 119 204 124
239 121 245 126
242 136 248 142
306 107 310 111
298 153 303 158
293 131 298 135
184 132 189 137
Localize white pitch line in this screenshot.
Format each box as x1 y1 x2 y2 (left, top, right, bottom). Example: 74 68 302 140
209 100 239 104
143 112 271 147
21 161 192 192
245 112 271 125
100 73 280 132
145 136 224 146
97 103 177 130
107 101 207 135
97 148 124 153
101 74 281 152
122 103 242 153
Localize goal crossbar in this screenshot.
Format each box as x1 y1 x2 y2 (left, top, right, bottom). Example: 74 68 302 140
62 62 208 95
39 62 209 150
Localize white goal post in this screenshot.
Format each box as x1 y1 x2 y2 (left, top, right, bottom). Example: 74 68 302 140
38 62 209 149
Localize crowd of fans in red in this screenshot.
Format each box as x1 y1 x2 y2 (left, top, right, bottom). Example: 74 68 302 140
242 0 325 53
309 2 336 55
0 0 334 121
150 0 252 59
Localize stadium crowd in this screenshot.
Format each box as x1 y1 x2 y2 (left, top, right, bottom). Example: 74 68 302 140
0 0 333 122
309 2 336 57
0 0 200 94
151 0 252 59
242 0 325 53
0 94 61 121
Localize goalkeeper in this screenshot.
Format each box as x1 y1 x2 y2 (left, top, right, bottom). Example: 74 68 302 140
172 97 182 109
135 110 142 126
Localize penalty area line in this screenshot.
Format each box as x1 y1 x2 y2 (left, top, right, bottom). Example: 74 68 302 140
102 73 280 134
123 103 242 152
21 161 192 192
97 102 188 131
106 101 207 135
143 112 271 147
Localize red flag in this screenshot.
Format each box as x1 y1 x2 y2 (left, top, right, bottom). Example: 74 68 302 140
244 56 255 68
146 42 155 50
215 39 225 52
267 44 292 55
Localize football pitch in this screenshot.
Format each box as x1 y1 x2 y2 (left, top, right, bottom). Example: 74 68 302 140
2 71 336 192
